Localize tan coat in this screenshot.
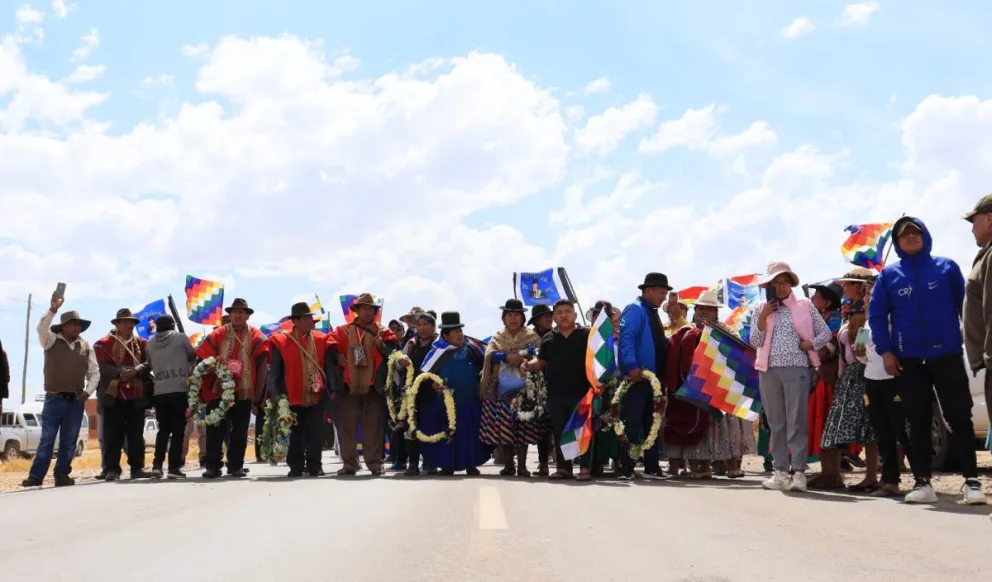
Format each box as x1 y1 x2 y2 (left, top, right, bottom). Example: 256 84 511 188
964 243 992 370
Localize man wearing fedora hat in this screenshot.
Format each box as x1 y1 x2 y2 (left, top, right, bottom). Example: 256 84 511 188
329 293 399 476
23 293 100 488
94 308 155 481
615 272 673 480
195 298 269 479
268 302 341 477
527 302 555 476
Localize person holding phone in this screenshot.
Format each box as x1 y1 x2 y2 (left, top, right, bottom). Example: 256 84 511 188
22 291 100 488
749 261 832 493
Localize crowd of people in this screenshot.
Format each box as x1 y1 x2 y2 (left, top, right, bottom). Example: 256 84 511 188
13 196 992 517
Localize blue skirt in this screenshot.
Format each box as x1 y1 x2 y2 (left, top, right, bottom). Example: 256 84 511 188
420 396 493 472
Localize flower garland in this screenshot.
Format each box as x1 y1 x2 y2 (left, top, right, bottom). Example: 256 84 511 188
186 357 237 427
260 396 296 465
385 351 415 426
404 372 457 443
511 372 547 422
610 370 666 460
598 376 622 430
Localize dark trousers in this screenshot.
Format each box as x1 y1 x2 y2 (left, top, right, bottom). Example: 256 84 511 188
104 400 146 474
537 432 551 466
153 393 189 472
549 391 589 472
390 428 408 465
619 381 661 473
896 355 978 480
288 404 325 473
865 378 909 485
205 399 252 473
254 410 264 461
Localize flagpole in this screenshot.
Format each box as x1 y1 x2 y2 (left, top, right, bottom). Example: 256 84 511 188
558 267 587 326
166 294 186 334
881 212 907 266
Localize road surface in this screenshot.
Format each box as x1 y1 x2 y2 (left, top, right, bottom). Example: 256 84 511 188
2 452 987 582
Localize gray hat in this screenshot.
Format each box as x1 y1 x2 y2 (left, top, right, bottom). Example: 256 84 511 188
964 194 992 222
51 310 91 334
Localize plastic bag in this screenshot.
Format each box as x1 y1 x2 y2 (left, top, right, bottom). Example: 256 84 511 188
498 362 526 400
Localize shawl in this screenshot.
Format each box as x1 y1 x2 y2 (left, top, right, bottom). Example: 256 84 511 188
283 330 326 407
216 324 257 400
344 322 379 395
755 293 821 372
104 332 146 400
480 326 541 399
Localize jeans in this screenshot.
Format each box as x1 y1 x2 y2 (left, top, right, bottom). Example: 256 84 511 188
549 391 590 472
759 366 811 472
288 404 325 473
153 393 188 472
29 394 85 479
104 400 147 474
619 381 661 474
896 354 978 480
205 399 251 472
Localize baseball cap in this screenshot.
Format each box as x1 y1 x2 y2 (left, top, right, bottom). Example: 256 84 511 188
963 194 992 222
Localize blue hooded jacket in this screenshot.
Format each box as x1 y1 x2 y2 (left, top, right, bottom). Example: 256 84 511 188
618 297 666 376
868 216 965 359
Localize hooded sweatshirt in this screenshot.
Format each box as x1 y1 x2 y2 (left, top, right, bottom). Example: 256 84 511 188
868 216 966 359
146 330 196 395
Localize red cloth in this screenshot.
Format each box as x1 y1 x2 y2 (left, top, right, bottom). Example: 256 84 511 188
808 378 833 458
94 334 148 401
195 325 268 402
329 322 398 388
269 331 335 407
662 326 709 447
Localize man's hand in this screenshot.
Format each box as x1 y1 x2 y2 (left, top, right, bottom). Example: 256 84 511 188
50 293 64 313
76 389 90 401
852 344 867 359
628 368 644 383
799 340 814 353
120 368 138 381
397 355 412 368
882 352 902 377
374 334 384 348
505 353 525 367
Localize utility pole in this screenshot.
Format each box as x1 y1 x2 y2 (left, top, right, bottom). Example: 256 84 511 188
21 293 31 404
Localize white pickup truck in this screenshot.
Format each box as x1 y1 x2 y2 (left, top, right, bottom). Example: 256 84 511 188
0 402 89 462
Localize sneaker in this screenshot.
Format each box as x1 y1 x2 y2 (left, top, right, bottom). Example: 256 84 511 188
54 475 75 487
287 469 304 478
618 471 634 482
904 481 938 504
202 469 223 479
227 469 247 479
961 480 986 505
104 472 121 482
130 470 153 480
639 470 670 481
151 467 164 479
389 462 407 472
166 470 187 480
403 466 420 477
21 476 43 487
790 472 808 492
762 470 791 491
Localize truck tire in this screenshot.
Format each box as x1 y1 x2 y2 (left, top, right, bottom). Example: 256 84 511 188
3 441 21 462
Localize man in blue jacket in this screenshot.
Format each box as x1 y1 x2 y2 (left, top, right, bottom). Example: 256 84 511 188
869 216 986 505
616 272 672 481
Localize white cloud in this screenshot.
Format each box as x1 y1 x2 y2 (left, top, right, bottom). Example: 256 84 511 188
639 104 776 160
778 17 815 39
52 0 72 19
839 2 880 27
15 5 44 24
574 93 657 156
62 64 104 84
70 27 98 62
583 77 610 94
140 73 175 87
180 42 209 57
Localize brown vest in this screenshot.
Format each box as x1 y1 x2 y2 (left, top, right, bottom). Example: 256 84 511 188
43 338 91 394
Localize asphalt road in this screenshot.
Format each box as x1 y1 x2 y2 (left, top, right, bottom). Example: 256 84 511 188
2 452 988 582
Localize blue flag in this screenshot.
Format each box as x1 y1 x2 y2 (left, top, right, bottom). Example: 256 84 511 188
134 299 168 339
513 267 578 307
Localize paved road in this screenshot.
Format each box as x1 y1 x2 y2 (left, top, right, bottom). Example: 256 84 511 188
2 452 988 582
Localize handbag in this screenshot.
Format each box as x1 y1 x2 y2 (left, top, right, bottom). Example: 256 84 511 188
497 362 526 400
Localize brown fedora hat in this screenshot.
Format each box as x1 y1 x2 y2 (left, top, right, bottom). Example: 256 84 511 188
111 308 140 324
349 293 380 312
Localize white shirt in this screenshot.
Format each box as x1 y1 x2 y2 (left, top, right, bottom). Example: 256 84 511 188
37 310 101 395
860 321 893 381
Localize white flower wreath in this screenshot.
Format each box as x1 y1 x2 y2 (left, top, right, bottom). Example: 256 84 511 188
186 356 237 427
511 372 547 422
260 396 296 465
404 372 457 444
609 370 666 460
385 351 415 424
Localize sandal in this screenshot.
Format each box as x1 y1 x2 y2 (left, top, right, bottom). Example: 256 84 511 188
549 471 573 481
727 469 745 479
499 465 516 477
870 485 904 498
577 470 591 482
538 464 550 477
848 482 880 493
810 480 847 490
690 472 713 480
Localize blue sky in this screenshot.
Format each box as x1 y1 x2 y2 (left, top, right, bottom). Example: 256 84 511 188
2 0 992 401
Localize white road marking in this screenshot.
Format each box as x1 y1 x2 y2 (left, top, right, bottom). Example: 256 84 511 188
478 486 508 530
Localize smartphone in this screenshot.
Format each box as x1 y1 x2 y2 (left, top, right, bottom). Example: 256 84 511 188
54 282 67 299
765 285 777 303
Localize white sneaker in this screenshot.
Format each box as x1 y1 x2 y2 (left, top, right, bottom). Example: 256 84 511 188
790 471 808 492
961 481 987 505
904 483 938 504
762 470 790 491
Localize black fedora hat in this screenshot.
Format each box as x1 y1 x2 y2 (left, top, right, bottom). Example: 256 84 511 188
808 282 844 311
225 298 255 315
527 303 553 326
638 272 672 291
499 298 528 313
288 302 319 320
438 311 465 330
111 308 140 324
